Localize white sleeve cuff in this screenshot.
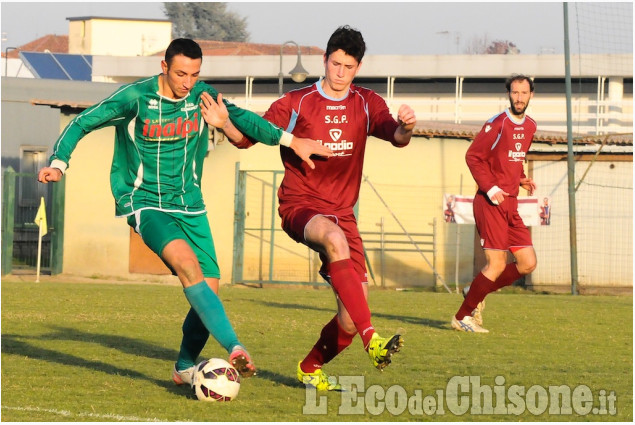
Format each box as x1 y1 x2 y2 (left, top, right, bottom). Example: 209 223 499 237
487 186 501 205
279 131 293 147
50 159 68 175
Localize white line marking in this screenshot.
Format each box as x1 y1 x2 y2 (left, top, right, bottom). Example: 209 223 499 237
2 405 179 422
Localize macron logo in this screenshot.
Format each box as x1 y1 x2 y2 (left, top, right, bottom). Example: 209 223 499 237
485 125 492 133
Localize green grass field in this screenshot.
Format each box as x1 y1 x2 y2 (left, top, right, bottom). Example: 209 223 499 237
1 280 632 422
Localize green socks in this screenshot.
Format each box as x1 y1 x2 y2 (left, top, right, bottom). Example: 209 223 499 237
175 308 209 371
177 281 241 369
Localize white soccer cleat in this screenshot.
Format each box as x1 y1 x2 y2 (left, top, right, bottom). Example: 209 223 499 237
462 286 485 326
451 315 489 333
472 301 485 326
172 364 196 386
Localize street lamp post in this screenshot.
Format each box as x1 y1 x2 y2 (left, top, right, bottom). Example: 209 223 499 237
4 47 16 77
278 40 308 97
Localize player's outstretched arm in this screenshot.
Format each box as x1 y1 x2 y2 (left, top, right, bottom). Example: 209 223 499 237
201 90 333 168
289 137 333 169
38 167 63 184
225 132 333 169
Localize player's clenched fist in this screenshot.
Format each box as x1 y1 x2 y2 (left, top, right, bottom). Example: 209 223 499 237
38 167 63 184
397 104 416 131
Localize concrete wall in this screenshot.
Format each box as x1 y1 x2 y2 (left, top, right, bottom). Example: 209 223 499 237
2 58 34 78
91 53 634 80
0 78 122 171
69 18 172 57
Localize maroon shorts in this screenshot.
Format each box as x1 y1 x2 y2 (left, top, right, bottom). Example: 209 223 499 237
278 203 368 283
473 192 533 251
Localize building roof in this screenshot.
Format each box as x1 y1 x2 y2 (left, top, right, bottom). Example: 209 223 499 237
3 34 323 59
67 16 170 23
413 120 632 146
3 34 69 58
155 40 324 57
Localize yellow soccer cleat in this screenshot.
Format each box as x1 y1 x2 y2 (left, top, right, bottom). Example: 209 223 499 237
296 362 341 391
367 333 403 371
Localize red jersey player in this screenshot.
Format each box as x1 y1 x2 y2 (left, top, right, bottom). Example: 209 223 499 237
452 74 538 333
218 25 416 390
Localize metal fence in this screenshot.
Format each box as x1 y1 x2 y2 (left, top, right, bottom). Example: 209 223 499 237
231 165 439 288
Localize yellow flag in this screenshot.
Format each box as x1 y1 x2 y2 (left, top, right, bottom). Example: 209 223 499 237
34 197 47 237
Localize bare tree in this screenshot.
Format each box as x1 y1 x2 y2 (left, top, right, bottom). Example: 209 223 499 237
486 40 520 54
464 34 520 55
163 2 249 42
464 34 491 55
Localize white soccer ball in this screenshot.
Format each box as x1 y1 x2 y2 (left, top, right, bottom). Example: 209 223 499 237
192 358 241 402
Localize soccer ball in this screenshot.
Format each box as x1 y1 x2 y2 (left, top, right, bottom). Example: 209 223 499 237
192 358 241 402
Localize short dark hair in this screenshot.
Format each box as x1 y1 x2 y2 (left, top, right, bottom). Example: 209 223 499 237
165 38 203 66
325 25 366 63
506 74 535 92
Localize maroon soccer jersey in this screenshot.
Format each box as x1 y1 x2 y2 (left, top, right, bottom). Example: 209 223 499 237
263 79 405 213
466 109 537 197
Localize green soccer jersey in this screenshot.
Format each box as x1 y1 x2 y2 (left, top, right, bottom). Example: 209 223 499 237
50 75 287 216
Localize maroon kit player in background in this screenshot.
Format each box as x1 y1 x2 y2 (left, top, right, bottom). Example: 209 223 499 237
452 74 538 333
207 25 417 390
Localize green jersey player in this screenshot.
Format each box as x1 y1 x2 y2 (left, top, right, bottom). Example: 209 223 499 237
38 38 332 384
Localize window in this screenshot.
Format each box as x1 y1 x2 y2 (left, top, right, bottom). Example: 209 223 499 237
19 146 48 207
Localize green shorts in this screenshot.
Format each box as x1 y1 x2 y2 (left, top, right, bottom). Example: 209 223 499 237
127 209 220 278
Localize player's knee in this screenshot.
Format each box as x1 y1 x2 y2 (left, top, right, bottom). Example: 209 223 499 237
485 261 507 278
518 258 537 275
172 256 202 283
173 255 198 272
323 230 349 258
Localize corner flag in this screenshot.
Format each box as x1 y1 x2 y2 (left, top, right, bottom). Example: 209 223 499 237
34 197 47 282
34 197 47 237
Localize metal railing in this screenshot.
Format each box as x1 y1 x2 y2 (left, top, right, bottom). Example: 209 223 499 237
361 217 436 288
1 167 64 276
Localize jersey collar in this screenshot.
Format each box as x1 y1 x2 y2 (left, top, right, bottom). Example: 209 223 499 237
316 77 350 101
505 108 526 125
